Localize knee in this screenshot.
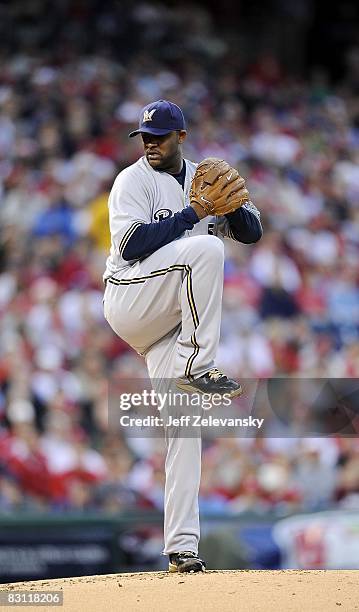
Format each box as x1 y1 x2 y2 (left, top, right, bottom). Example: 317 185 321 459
188 235 224 263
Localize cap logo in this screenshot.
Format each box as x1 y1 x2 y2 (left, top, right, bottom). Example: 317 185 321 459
143 108 157 123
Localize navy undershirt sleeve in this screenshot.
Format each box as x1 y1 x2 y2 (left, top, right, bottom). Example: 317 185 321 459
225 207 263 243
123 153 261 261
122 207 200 261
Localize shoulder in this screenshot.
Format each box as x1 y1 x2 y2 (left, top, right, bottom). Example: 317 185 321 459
114 157 148 182
184 158 198 172
242 200 261 219
111 157 150 191
184 158 198 179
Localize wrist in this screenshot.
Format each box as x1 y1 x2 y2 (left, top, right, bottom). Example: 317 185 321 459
190 202 207 220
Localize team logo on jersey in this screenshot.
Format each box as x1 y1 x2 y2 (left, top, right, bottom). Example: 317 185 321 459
143 108 157 123
154 209 172 221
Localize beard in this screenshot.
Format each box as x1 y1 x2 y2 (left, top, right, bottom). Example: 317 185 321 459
146 152 163 168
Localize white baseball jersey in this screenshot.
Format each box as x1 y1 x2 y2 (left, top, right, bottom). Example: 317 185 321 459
103 155 260 279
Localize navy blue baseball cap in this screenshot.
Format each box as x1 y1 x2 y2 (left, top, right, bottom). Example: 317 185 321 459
128 100 186 137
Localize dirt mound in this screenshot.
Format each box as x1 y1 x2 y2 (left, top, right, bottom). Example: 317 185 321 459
0 570 358 611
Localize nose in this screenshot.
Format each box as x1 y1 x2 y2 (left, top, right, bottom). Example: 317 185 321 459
143 134 160 147
147 139 159 149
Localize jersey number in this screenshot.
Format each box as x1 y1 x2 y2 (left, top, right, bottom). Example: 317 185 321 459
208 223 215 235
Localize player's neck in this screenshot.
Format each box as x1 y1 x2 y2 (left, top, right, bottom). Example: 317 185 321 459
165 153 184 175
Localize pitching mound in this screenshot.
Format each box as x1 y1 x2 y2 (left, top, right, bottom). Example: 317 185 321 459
1 570 358 611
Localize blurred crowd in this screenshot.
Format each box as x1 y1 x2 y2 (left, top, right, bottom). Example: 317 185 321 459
0 1 358 515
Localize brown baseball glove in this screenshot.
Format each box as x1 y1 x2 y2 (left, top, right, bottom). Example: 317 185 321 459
190 158 250 216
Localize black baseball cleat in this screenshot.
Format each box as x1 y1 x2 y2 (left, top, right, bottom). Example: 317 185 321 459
168 551 206 573
176 367 243 398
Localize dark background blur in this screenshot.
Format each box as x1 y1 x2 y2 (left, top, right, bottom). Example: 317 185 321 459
0 0 358 82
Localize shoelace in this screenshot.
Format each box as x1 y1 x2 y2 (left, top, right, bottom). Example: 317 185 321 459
207 367 227 382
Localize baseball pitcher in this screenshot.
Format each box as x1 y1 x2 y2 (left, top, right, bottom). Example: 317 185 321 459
103 99 262 572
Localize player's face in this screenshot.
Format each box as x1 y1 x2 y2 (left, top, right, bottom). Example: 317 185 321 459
142 130 187 173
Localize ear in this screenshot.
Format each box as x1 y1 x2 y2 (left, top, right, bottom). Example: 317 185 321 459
178 130 187 144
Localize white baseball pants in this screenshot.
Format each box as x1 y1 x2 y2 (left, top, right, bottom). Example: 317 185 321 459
104 234 224 554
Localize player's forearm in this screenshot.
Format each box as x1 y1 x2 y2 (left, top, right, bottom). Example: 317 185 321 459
122 207 200 261
225 204 263 243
